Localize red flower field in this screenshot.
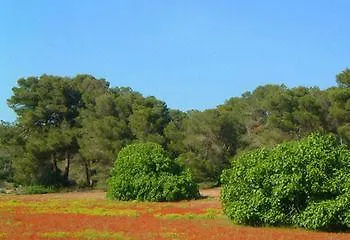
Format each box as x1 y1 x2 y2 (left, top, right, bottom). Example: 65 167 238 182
0 189 349 240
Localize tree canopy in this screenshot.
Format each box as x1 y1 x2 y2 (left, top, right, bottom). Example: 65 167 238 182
1 70 350 188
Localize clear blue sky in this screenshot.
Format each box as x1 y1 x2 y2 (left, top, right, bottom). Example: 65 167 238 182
1 1 350 122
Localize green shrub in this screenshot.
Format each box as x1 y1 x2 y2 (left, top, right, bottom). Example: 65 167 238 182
23 185 56 194
221 133 350 231
107 142 199 201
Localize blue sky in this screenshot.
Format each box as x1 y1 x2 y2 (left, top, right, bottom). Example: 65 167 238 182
1 1 350 122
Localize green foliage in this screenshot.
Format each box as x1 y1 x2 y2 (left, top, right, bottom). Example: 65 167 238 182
4 68 350 192
107 142 199 201
7 75 84 186
336 68 350 88
0 122 25 183
176 109 243 183
0 157 12 182
327 86 350 145
129 96 170 145
40 230 132 240
220 85 330 150
23 185 57 194
221 133 350 231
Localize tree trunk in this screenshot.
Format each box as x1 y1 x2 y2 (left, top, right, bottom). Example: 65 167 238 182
51 153 57 172
84 160 93 187
63 151 70 182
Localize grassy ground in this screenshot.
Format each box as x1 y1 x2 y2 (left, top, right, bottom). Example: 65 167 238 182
0 189 349 240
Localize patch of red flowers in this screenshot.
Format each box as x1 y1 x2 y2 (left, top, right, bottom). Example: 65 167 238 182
1 192 350 240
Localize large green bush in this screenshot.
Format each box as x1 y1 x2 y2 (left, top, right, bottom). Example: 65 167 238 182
221 133 350 231
107 142 199 201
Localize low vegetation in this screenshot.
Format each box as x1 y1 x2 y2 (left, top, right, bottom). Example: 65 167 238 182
221 133 350 230
2 192 350 239
107 142 199 201
22 185 57 194
155 208 223 220
40 230 132 240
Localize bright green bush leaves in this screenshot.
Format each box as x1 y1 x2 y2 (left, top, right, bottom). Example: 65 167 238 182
221 133 350 230
107 142 199 201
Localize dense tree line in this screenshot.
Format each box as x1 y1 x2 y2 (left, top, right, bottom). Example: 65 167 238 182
1 69 350 187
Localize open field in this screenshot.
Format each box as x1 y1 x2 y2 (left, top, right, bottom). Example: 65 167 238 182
0 189 350 240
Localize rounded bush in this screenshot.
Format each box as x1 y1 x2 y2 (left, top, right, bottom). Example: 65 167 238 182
221 133 350 231
107 142 199 201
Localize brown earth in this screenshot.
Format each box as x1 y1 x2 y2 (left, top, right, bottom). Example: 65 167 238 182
199 188 220 198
